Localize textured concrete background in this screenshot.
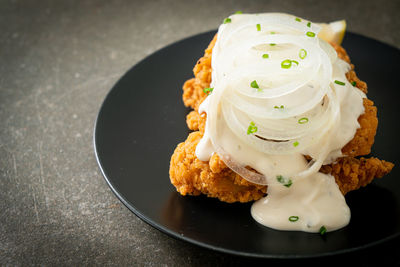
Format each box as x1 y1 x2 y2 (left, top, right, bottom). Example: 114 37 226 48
0 0 399 265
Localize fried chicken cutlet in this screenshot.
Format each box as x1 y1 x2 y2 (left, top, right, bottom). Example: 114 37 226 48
170 34 394 203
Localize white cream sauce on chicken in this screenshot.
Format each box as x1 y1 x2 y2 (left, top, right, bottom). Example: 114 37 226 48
195 13 365 233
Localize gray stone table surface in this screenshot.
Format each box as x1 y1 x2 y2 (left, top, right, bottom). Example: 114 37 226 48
1 0 399 265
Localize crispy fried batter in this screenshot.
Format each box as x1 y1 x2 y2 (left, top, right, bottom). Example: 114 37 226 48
331 42 368 94
170 131 266 203
320 157 394 195
170 130 394 201
342 98 378 157
186 110 206 132
171 34 394 203
182 35 216 111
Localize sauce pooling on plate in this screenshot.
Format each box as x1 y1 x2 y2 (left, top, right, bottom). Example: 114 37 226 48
195 13 365 233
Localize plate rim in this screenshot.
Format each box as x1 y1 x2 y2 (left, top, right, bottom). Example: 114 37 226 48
93 30 400 259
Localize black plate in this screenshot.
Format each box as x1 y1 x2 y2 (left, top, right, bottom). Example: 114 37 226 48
94 30 400 258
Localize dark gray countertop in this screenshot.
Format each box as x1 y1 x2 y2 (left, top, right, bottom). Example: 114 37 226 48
1 0 399 265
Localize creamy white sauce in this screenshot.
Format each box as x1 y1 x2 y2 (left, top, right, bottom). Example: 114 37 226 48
251 172 350 232
195 13 365 233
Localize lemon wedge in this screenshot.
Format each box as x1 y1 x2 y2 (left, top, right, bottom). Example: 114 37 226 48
317 20 346 45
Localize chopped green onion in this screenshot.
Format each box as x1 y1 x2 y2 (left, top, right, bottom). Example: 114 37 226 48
299 49 307 59
203 87 214 95
351 81 357 86
235 11 243 14
250 80 259 89
276 175 284 183
289 216 299 222
319 225 327 235
274 105 284 109
270 31 276 34
247 121 258 135
298 117 309 124
276 175 293 187
262 53 269 59
256 23 261 31
281 59 300 69
334 80 346 86
295 17 301 22
293 141 299 147
281 59 292 69
307 22 311 27
306 31 316 37
270 43 276 46
223 18 232 24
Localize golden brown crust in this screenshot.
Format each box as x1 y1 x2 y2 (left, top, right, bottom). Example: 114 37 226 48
170 130 394 202
342 98 378 157
331 42 368 94
169 131 267 203
321 157 394 195
170 34 394 203
182 35 217 111
186 110 206 132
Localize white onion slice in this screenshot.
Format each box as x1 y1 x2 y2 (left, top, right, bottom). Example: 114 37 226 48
198 13 356 185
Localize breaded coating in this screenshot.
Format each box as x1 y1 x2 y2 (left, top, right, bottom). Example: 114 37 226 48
331 42 368 94
171 34 394 203
170 131 394 201
342 98 378 157
182 35 216 111
170 131 266 203
320 157 394 195
186 110 206 132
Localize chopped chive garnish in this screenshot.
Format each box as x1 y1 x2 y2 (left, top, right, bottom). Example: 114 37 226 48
299 49 307 59
276 175 284 183
334 80 346 86
256 23 261 31
262 53 269 59
270 43 276 46
277 175 293 187
235 11 243 14
319 225 327 235
281 59 292 69
250 80 259 89
298 117 309 124
281 59 299 69
223 18 232 24
203 87 214 95
289 216 299 222
306 31 316 37
270 31 276 34
293 141 299 147
307 22 311 27
247 121 258 135
274 105 284 109
295 17 301 22
351 81 357 86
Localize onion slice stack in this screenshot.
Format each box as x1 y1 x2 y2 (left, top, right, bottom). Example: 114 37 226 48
196 13 364 186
